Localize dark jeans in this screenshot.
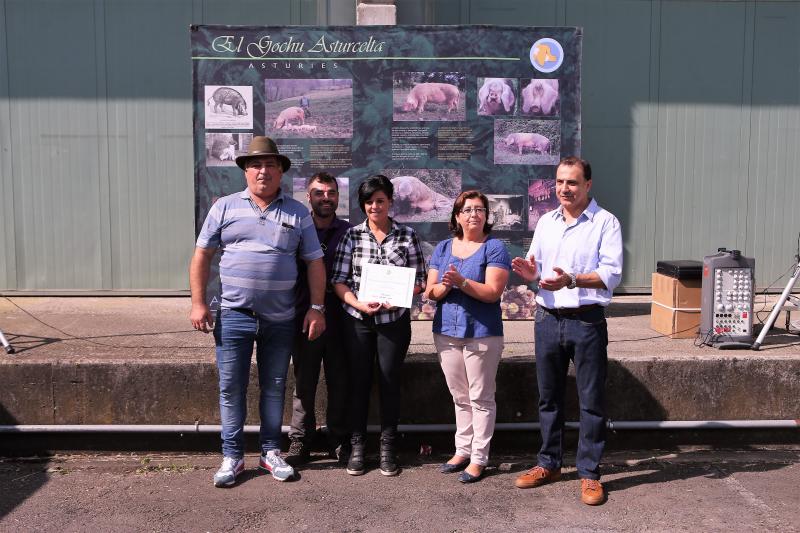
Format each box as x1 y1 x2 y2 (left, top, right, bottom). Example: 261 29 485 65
343 311 411 435
289 308 349 446
534 305 608 480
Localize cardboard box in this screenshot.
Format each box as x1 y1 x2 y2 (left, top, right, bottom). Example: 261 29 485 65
651 272 701 308
650 302 701 339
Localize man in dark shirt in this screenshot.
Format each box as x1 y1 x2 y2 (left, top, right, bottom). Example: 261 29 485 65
299 95 311 118
287 172 352 465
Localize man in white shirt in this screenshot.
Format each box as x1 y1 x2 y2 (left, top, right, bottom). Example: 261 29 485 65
511 156 623 505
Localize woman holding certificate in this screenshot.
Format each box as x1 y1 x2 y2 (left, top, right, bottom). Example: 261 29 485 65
423 190 511 483
331 175 427 477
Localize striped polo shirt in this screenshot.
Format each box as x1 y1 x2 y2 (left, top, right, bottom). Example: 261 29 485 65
196 188 323 322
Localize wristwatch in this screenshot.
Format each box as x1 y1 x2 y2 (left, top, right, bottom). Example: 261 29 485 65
460 278 468 289
310 303 326 314
566 273 577 290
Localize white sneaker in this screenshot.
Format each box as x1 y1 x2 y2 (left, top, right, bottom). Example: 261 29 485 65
213 456 245 487
258 450 295 481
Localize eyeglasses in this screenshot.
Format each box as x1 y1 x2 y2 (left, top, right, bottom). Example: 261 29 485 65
460 207 487 215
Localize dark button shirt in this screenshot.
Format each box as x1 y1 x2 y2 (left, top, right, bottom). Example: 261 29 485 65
295 215 352 313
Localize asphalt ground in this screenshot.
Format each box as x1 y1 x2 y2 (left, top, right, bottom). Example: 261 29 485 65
1 447 797 532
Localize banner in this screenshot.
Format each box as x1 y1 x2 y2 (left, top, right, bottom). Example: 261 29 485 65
192 25 582 319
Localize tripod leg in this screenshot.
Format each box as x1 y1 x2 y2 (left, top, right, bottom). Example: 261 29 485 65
0 329 15 354
752 262 800 350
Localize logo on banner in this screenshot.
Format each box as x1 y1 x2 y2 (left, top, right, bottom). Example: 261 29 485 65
530 38 564 73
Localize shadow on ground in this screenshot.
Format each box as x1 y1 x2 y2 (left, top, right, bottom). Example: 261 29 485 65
606 301 651 318
602 448 794 496
0 404 51 519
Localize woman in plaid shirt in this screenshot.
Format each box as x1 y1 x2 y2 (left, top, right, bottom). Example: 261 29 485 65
331 174 427 477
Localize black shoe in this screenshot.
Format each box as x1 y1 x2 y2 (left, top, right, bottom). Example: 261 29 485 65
285 438 310 467
379 432 399 477
335 441 352 466
346 434 365 476
439 457 470 473
458 466 485 483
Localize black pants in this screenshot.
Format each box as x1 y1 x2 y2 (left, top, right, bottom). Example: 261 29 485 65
343 311 411 435
289 308 349 446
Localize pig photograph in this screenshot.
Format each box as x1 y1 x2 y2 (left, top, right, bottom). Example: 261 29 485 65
528 178 559 230
493 119 560 165
273 106 306 129
477 77 517 116
204 133 253 167
410 238 442 320
265 79 353 138
380 168 461 222
393 72 466 122
521 79 560 117
486 194 525 231
204 85 253 129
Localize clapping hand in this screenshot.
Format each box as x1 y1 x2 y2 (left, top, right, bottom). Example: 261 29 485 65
441 265 464 288
511 255 539 282
539 266 570 291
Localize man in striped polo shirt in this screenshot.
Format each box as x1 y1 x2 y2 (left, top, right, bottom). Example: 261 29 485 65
190 136 326 487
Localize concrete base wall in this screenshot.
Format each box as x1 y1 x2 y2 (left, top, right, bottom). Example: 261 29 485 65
2 357 798 426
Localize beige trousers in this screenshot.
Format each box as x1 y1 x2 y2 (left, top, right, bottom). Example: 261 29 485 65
434 333 504 466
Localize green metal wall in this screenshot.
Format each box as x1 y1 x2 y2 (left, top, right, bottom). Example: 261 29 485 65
0 0 331 293
1 0 798 292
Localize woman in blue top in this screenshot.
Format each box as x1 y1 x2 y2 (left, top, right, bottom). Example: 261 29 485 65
423 190 511 483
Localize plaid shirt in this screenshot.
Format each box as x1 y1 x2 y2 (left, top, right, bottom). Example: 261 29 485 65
331 219 427 324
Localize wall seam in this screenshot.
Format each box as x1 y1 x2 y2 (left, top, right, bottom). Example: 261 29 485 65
1 0 18 289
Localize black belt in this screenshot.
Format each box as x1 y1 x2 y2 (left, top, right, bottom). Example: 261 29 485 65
541 304 602 316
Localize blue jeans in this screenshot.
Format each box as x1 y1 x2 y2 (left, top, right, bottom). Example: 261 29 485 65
214 308 294 458
534 305 608 480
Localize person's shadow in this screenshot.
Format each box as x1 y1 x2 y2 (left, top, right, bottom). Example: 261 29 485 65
602 449 790 496
0 404 51 519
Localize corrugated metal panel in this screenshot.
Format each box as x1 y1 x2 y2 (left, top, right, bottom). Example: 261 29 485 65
104 0 195 290
0 0 305 292
747 2 800 284
567 0 657 289
654 1 751 268
5 0 105 290
201 0 295 24
468 0 560 25
0 1 15 289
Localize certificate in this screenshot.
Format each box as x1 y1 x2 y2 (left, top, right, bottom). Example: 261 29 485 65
358 263 416 308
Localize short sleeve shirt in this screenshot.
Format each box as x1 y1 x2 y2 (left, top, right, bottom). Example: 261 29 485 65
429 237 511 338
196 189 323 322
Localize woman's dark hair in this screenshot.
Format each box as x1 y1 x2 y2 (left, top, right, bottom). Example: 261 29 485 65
449 190 493 238
357 174 393 213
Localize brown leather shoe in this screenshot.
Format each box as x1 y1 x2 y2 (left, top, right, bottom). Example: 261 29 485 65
514 465 561 489
580 478 606 505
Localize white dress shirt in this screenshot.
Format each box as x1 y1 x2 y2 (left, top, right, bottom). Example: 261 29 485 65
525 198 623 309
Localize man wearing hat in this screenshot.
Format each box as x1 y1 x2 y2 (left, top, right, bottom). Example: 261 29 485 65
190 136 327 487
